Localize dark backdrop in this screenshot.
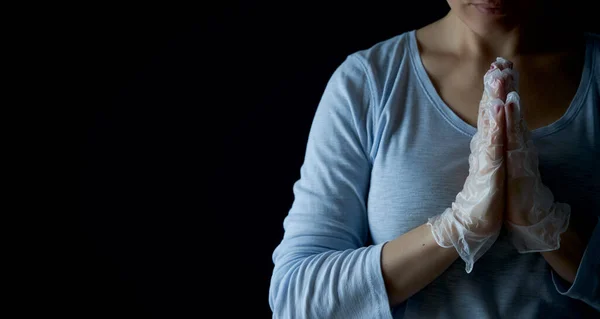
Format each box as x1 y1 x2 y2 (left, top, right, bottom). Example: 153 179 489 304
76 2 595 318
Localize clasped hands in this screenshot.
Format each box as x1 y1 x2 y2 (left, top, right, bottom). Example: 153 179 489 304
428 58 571 273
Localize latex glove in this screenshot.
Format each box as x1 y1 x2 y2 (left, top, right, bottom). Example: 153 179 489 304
427 61 508 273
503 88 571 253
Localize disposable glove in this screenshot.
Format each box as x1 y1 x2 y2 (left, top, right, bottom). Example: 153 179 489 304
503 86 570 253
427 60 510 273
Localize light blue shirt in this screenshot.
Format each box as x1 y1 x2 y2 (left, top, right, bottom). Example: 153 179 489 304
269 30 600 318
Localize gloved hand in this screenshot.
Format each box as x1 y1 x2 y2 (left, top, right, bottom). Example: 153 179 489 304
500 75 571 253
427 60 509 273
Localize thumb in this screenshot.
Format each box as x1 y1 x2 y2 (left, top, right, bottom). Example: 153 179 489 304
487 99 505 163
505 91 522 151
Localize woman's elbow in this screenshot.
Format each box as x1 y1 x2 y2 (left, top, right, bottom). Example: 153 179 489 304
268 271 294 317
269 257 307 317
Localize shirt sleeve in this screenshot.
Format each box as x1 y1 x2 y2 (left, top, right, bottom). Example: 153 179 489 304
268 54 393 319
551 216 600 311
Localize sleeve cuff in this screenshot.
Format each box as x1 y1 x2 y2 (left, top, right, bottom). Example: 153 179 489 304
370 242 395 319
551 216 600 311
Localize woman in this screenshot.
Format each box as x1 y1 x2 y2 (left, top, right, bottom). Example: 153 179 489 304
268 1 599 317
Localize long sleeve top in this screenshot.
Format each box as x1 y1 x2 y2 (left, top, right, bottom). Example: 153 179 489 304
269 30 600 318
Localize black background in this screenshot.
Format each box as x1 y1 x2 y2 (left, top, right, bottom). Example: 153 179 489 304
75 2 596 318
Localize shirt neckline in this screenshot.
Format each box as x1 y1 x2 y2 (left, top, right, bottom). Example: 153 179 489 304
407 29 595 139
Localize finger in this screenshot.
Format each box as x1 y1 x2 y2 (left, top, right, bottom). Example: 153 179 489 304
504 66 519 94
487 99 505 162
483 68 505 100
484 58 518 101
477 98 494 136
491 57 513 71
477 100 490 135
505 91 522 151
495 107 506 187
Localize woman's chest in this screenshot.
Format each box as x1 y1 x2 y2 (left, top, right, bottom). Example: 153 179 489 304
424 55 582 131
366 132 471 243
365 122 599 244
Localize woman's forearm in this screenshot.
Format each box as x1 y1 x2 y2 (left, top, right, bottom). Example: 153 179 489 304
541 224 590 284
381 223 459 307
541 216 597 284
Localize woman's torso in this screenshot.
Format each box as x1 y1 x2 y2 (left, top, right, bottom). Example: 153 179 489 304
359 30 599 318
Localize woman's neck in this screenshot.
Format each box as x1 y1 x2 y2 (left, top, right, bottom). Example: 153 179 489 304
436 9 579 62
439 11 523 60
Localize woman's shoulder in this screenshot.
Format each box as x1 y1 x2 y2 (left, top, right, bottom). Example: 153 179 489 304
351 31 413 60
585 32 599 54
583 32 600 81
346 30 416 78
585 32 600 42
585 32 600 58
